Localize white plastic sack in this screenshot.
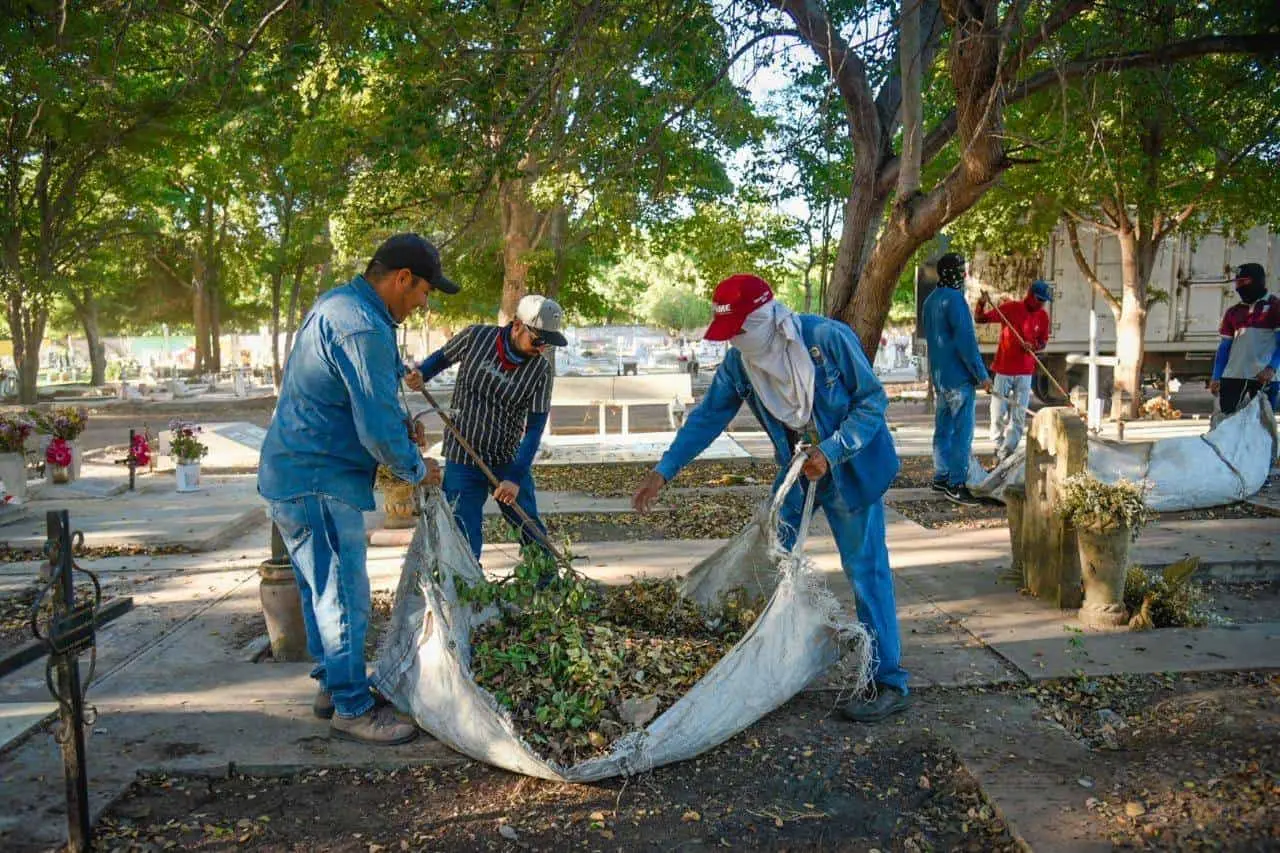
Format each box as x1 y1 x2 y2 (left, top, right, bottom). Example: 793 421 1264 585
372 456 871 782
969 395 1278 510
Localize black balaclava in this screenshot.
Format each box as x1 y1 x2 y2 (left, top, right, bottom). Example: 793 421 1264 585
1235 263 1267 304
936 253 965 288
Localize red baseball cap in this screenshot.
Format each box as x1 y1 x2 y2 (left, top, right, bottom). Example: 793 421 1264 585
703 274 774 341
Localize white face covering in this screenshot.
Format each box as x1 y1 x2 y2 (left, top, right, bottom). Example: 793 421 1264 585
732 300 815 430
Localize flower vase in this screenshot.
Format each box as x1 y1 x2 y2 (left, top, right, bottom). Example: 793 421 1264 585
69 441 82 482
0 452 27 500
380 480 417 529
1075 523 1132 628
49 464 71 485
175 460 201 493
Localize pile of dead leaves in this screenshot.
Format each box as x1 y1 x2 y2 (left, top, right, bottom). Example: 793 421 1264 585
461 552 762 766
1141 396 1182 420
0 542 192 563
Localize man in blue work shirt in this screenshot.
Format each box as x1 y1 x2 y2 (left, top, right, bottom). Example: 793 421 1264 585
921 252 991 506
405 294 567 563
632 274 909 722
259 233 457 746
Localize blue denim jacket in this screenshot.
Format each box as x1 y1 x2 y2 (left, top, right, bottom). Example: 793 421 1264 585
921 286 988 390
656 314 899 508
258 275 426 511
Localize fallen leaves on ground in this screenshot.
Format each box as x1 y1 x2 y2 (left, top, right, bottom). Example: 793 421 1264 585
95 694 1018 851
484 491 766 544
1024 672 1279 851
532 460 778 497
0 543 193 563
888 498 1008 530
0 583 99 657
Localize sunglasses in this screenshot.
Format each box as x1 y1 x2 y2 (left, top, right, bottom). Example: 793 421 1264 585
524 326 546 347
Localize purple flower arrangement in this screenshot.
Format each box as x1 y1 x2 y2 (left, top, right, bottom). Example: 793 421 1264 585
0 415 34 454
168 419 209 463
29 406 89 441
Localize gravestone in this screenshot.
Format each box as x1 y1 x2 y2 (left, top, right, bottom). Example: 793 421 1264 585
1021 407 1088 608
197 422 267 471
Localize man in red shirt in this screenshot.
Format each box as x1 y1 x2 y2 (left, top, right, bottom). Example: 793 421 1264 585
975 280 1053 460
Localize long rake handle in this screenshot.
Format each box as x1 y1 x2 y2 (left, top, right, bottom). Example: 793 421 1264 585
418 387 571 569
982 292 1084 415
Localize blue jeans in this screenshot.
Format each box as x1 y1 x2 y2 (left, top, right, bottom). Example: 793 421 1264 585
268 494 374 719
990 373 1033 455
443 461 548 562
775 478 908 694
932 383 976 487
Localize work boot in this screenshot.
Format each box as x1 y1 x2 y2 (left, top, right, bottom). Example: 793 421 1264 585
944 484 980 506
840 686 910 723
313 688 334 720
330 705 419 746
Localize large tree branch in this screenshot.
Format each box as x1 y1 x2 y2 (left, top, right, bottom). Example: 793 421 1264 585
999 0 1093 84
877 31 1278 196
874 0 944 138
1065 218 1121 316
1010 33 1280 106
768 0 880 155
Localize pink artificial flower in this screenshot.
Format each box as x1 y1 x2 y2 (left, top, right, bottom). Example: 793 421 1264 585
46 437 72 467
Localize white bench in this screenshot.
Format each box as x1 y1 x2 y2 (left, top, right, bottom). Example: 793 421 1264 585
550 374 695 435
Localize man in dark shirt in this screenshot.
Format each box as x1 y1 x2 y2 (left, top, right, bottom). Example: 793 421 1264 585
1210 263 1279 415
406 295 567 561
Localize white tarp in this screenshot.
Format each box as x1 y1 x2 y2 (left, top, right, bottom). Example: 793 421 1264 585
372 456 871 782
969 395 1278 510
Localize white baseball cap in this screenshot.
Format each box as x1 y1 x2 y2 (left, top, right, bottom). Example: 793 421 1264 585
515 294 567 346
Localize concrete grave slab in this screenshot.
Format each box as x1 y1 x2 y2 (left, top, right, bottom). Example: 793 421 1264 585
0 475 267 553
0 701 56 750
186 421 267 472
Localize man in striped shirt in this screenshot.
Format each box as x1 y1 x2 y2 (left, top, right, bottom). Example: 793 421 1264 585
406 295 567 561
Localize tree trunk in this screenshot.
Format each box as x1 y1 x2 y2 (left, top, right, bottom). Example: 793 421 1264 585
283 265 305 367
548 206 568 301
1111 225 1161 420
209 285 222 373
270 265 284 386
6 292 47 404
192 253 209 375
77 296 107 387
499 172 535 322
826 173 885 325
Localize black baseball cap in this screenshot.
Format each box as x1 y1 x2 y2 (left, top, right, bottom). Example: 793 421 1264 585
371 233 459 294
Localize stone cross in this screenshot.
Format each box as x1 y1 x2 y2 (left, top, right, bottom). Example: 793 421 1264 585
1019 406 1088 608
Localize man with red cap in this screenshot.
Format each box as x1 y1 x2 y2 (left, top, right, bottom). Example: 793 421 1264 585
632 274 909 722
